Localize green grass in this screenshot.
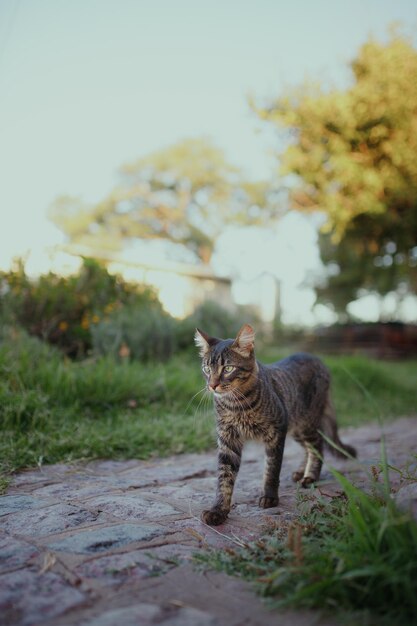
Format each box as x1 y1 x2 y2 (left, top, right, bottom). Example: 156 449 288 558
0 329 215 484
195 449 417 625
1 329 416 487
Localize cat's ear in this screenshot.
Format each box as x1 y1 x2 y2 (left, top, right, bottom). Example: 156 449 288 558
232 324 255 357
194 328 218 357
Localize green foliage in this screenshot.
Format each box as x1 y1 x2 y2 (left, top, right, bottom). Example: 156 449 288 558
49 138 276 264
91 303 179 361
197 453 417 625
92 299 254 361
0 328 213 481
186 300 246 339
323 354 417 426
0 258 160 357
253 32 417 312
0 258 251 362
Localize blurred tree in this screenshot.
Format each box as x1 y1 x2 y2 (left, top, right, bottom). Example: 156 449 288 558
49 138 276 265
252 32 417 315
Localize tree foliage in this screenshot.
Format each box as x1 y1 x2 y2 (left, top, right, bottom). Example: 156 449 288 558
49 138 274 264
253 33 417 313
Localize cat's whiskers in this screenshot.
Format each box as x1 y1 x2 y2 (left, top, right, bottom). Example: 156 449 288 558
184 386 214 429
182 386 207 419
192 387 213 428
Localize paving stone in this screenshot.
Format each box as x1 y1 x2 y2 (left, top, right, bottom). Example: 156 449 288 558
0 536 40 573
113 459 216 490
85 459 143 474
161 606 217 626
149 477 216 499
1 503 101 538
0 495 46 517
9 471 57 488
31 481 112 501
0 568 85 626
36 462 85 475
142 481 216 513
85 494 180 520
170 516 258 549
46 523 167 554
9 464 81 488
231 502 280 518
82 603 216 626
82 603 162 626
74 543 193 586
74 553 156 585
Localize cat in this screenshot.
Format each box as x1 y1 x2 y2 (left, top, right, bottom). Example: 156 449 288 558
195 323 356 526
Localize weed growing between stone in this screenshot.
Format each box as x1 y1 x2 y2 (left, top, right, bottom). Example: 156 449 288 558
195 448 417 625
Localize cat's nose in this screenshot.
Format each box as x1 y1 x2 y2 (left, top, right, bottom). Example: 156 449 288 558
209 381 220 392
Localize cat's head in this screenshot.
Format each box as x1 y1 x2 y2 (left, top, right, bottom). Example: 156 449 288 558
194 324 256 395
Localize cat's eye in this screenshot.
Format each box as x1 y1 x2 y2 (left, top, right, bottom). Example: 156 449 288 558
202 365 210 374
224 365 235 373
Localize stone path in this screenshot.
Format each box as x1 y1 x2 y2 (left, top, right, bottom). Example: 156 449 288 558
1 417 416 626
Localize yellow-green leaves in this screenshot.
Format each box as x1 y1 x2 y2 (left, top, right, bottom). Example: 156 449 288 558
252 32 417 312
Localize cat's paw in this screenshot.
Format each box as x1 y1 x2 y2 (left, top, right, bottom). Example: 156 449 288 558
201 508 228 526
259 495 279 509
292 471 304 483
300 476 316 488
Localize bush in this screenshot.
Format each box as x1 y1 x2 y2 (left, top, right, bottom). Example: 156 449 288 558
181 300 253 344
92 299 252 361
190 300 242 338
92 303 179 361
0 258 159 357
0 260 260 362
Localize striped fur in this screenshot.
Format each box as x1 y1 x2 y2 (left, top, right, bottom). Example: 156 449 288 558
195 324 356 526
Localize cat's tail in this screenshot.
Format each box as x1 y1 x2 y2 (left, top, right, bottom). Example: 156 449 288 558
322 392 357 459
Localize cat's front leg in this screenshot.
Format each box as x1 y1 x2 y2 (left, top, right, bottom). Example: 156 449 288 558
201 430 243 526
259 428 287 509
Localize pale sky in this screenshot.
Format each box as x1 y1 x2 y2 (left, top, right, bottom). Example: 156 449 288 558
1 0 416 322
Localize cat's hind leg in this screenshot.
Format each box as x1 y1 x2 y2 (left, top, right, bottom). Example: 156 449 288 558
291 432 309 482
292 448 308 483
299 436 323 488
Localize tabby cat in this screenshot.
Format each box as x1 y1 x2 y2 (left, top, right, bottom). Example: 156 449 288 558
195 323 356 526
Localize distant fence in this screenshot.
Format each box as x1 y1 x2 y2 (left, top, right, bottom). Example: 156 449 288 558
305 323 417 359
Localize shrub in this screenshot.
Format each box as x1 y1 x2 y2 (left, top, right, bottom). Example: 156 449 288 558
179 300 255 345
0 260 262 361
91 303 179 361
190 300 241 338
0 258 159 357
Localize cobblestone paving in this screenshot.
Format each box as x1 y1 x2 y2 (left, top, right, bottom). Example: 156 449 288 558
1 417 416 626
